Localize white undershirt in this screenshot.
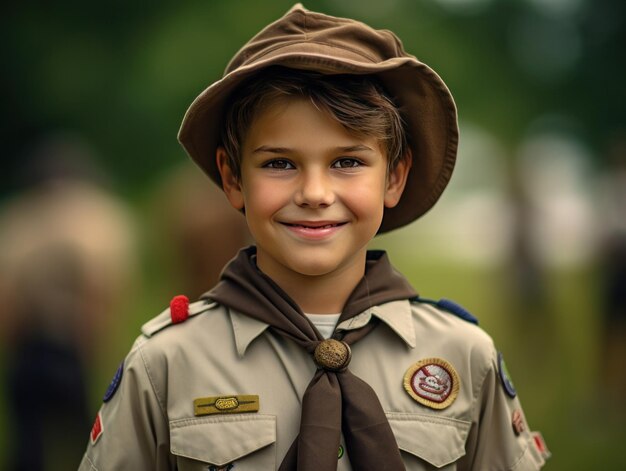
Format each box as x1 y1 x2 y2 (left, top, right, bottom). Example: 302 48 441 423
305 313 341 339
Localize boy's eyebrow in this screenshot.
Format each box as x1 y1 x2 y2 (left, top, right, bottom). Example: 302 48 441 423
252 144 374 154
252 146 292 155
335 144 374 153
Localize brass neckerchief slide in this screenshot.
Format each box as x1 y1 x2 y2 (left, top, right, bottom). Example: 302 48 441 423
194 395 260 416
205 246 417 471
314 339 352 372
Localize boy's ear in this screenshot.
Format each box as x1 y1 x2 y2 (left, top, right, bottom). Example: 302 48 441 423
216 147 245 210
384 151 412 208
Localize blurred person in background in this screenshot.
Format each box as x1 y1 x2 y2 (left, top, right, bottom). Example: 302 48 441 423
152 162 250 300
508 165 548 316
0 133 138 471
598 132 626 413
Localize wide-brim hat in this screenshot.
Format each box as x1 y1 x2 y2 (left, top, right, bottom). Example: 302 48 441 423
178 3 458 233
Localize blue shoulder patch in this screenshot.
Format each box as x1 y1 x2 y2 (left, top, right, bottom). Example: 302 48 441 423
103 360 124 403
414 297 479 325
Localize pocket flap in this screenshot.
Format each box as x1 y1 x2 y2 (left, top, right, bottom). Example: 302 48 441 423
387 412 471 468
170 415 276 466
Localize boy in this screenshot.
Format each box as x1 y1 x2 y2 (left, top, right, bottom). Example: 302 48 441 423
80 4 549 470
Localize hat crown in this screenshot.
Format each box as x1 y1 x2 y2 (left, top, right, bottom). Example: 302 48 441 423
226 4 408 74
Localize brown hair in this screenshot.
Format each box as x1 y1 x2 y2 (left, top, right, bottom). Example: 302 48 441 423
220 66 409 180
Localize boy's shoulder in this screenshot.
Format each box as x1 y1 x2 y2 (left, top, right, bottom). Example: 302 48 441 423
408 296 495 358
411 297 479 325
130 296 237 365
140 296 219 339
130 296 231 356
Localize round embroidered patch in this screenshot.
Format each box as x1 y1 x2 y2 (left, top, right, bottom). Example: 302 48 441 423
403 358 460 409
103 361 124 403
498 352 517 398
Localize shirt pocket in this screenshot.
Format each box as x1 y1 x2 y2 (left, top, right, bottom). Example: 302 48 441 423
387 412 471 470
170 414 276 470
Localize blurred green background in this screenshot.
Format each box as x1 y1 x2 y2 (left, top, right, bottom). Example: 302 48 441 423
1 0 625 469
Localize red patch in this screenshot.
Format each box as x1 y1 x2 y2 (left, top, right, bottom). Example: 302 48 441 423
532 431 551 458
170 295 190 324
90 412 103 445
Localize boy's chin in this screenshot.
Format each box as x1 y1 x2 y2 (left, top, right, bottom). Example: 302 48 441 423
282 252 366 279
290 263 341 278
255 243 370 281
273 258 337 278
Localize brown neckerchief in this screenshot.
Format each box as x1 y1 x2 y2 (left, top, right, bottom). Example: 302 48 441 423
203 246 417 470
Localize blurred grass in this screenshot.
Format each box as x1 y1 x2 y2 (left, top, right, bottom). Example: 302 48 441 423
1 230 624 469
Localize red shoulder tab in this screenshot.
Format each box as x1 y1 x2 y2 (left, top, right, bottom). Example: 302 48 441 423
90 412 104 445
170 295 190 324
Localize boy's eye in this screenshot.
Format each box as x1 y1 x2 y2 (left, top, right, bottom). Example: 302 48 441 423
264 159 294 169
332 158 362 169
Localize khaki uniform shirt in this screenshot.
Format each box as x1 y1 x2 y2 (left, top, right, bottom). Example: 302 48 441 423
79 299 547 470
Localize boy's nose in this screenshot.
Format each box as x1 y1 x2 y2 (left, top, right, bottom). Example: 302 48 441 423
294 171 335 208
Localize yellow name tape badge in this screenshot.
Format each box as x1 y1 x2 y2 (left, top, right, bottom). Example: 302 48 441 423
193 395 260 416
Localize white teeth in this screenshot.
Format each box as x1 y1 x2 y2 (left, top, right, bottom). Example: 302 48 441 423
291 223 337 229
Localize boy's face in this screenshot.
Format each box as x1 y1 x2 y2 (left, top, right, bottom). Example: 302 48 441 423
217 97 409 285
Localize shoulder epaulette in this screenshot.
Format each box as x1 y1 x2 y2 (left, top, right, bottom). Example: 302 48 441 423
141 296 218 338
413 296 479 325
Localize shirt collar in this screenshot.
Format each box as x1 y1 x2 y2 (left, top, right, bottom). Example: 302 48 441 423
229 308 270 357
229 299 415 356
337 299 416 348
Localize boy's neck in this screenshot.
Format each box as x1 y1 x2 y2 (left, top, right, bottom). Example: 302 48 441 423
256 252 367 315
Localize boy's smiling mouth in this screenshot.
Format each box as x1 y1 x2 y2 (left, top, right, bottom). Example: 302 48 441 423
282 221 347 229
280 220 348 239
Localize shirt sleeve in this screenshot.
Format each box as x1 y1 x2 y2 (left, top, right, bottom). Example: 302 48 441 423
460 348 547 470
78 338 174 471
